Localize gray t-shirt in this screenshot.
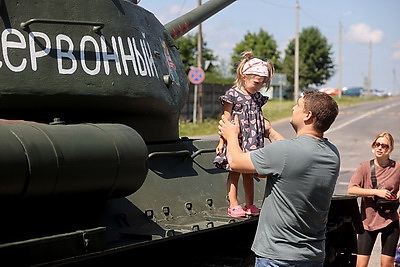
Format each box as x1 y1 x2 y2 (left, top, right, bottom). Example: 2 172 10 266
250 135 340 261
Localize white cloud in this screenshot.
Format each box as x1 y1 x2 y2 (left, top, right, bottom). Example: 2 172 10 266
169 5 190 16
393 51 400 60
345 23 384 44
203 20 239 61
154 5 193 24
393 41 400 49
391 41 400 60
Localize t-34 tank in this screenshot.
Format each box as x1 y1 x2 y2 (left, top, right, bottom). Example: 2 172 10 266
0 0 362 266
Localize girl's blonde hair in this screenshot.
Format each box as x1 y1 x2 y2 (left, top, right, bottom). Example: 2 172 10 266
234 51 275 90
371 132 394 153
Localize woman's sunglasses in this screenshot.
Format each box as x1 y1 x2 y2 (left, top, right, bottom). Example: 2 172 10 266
373 142 389 150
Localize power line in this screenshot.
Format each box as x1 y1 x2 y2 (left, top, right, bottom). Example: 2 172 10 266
255 0 336 29
253 0 293 9
299 7 336 29
178 0 188 16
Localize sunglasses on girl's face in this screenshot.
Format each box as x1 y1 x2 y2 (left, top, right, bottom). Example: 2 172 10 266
373 142 389 150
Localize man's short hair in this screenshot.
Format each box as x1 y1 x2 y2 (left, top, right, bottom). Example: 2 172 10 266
302 89 339 132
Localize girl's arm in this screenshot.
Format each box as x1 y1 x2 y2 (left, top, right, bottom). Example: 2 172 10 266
264 119 284 142
216 103 234 154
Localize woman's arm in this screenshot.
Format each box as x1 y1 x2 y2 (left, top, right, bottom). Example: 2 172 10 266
348 186 390 199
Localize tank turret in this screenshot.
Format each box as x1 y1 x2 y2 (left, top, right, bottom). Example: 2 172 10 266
0 0 235 142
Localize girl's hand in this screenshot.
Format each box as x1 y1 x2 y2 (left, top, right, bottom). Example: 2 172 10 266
264 118 272 136
265 118 272 131
216 143 224 154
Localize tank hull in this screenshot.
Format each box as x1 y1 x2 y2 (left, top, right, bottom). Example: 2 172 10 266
0 137 361 266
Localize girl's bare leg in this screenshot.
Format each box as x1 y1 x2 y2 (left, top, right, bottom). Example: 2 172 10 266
227 171 241 208
242 173 254 207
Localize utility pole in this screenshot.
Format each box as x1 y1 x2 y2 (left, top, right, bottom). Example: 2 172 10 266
338 20 343 98
394 69 398 96
197 0 203 123
294 0 299 102
367 40 372 96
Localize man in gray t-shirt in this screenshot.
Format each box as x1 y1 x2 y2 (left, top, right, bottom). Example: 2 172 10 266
218 90 340 266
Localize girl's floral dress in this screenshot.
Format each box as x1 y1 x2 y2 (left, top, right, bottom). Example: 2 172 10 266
213 87 268 170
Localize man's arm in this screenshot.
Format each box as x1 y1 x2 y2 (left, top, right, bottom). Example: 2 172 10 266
218 115 256 173
0 119 41 124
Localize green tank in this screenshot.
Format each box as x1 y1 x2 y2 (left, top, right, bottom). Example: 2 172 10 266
0 0 362 265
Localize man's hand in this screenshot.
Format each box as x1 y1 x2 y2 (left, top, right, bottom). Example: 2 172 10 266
218 114 240 141
218 114 256 173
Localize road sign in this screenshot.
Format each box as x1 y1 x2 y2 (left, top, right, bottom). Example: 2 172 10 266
271 74 287 86
188 67 205 84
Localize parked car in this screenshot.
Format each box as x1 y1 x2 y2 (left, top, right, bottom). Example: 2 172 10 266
342 87 363 96
320 87 340 96
361 88 388 97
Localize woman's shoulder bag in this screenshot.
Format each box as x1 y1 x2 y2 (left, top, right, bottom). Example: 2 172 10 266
370 159 400 214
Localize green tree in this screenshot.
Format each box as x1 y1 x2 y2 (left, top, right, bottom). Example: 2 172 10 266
176 33 218 75
283 26 334 90
176 33 197 74
231 29 281 73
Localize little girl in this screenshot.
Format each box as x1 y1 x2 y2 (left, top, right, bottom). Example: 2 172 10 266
214 51 274 217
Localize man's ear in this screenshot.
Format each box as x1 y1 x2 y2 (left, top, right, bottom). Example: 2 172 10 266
303 110 313 123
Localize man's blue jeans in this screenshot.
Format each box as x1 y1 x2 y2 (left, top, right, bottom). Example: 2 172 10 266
255 256 324 267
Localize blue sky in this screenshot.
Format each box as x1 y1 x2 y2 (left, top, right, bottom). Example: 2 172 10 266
139 0 400 95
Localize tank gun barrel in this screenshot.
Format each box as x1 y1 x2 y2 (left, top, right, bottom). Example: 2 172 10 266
164 0 236 39
0 123 148 201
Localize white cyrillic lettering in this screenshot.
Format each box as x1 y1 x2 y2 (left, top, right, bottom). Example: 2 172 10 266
131 37 147 76
140 39 151 76
29 31 51 71
146 41 158 77
118 36 138 76
100 35 121 75
2 28 27 72
56 34 77 75
80 36 101 75
0 28 161 78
